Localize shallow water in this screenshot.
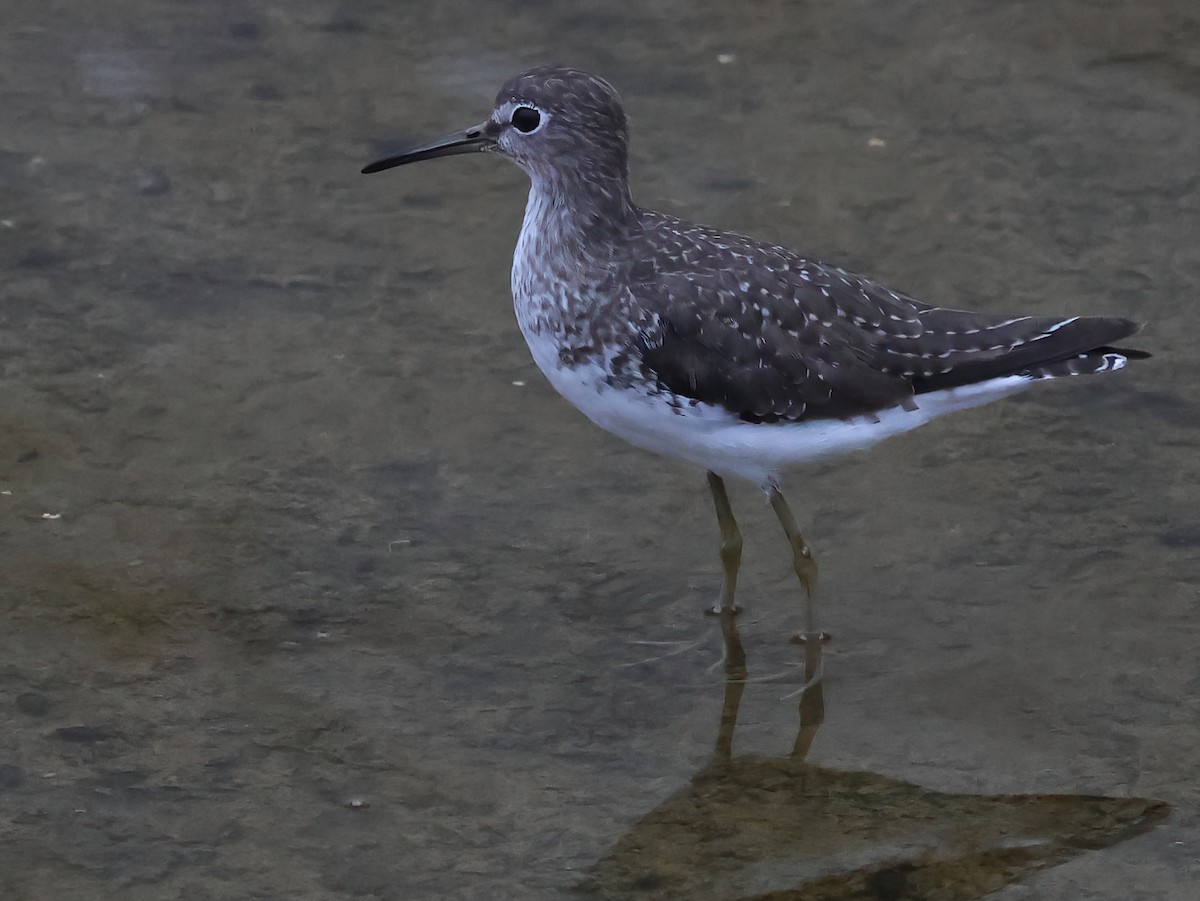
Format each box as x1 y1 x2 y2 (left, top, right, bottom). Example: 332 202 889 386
2 0 1198 898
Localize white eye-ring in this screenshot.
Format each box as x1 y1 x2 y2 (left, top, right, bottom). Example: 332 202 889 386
510 105 543 134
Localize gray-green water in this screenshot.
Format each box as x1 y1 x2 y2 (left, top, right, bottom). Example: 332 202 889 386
2 1 1197 898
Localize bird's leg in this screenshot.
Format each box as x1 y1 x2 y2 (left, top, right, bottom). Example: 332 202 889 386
767 487 830 677
705 472 743 616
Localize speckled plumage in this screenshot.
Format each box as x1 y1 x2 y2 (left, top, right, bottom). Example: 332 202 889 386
553 207 1134 425
367 66 1141 486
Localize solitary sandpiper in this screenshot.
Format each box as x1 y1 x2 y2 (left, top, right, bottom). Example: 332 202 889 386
363 66 1143 650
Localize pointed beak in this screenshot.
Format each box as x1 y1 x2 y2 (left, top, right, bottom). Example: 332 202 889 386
361 121 495 174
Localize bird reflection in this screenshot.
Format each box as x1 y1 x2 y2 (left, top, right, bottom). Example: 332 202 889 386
580 614 1166 900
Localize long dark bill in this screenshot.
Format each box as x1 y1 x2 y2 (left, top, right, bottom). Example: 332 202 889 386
361 122 494 174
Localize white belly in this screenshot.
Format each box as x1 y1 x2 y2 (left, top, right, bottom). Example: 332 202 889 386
516 321 1035 490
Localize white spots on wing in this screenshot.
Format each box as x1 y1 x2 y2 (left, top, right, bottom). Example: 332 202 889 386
514 200 1136 447
1044 316 1079 334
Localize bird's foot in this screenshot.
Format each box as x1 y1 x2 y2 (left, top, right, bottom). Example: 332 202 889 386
790 630 832 645
704 603 743 617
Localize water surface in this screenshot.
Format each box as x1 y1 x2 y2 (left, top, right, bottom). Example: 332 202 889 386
2 1 1197 898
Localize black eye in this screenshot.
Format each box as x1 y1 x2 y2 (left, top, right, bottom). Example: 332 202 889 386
511 107 541 133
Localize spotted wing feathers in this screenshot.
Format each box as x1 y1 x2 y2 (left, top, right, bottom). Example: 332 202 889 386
629 212 1142 423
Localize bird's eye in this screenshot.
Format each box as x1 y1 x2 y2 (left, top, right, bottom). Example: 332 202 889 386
511 106 541 133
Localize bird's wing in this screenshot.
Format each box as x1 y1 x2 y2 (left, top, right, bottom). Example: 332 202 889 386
624 215 1138 423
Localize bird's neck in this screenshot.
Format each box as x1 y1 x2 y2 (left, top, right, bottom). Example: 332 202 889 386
511 173 640 358
520 171 638 257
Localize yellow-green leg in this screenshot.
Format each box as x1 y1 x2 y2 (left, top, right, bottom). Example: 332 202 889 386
705 472 743 615
768 486 829 681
